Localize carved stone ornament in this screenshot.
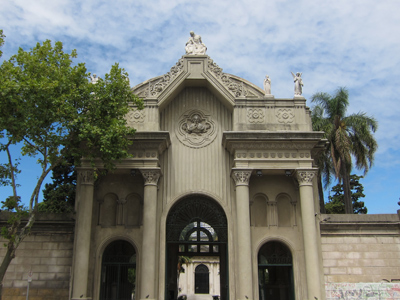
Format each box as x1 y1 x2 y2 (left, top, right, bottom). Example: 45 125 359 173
126 109 145 125
140 169 161 186
79 170 95 185
176 109 217 148
276 108 295 124
132 58 184 98
232 170 252 186
295 170 316 186
208 59 251 98
247 108 265 123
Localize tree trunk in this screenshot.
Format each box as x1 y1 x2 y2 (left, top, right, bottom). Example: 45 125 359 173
342 162 353 214
0 246 15 300
317 173 326 213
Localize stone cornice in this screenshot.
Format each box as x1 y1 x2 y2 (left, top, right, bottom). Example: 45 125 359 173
130 131 171 154
223 131 327 153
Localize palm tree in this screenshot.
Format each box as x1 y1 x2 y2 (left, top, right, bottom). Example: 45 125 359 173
311 87 378 214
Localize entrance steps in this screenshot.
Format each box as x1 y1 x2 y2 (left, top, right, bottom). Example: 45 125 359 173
187 294 213 300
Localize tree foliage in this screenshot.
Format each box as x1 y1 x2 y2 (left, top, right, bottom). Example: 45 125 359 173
38 156 76 213
325 174 367 214
311 87 377 213
0 35 142 297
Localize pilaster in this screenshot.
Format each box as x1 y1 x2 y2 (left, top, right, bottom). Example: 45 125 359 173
295 169 322 300
71 169 95 300
232 169 254 300
139 169 161 300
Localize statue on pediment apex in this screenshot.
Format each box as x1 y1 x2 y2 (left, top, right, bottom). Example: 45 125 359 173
185 31 207 55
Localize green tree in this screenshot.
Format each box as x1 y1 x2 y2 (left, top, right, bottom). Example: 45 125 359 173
311 87 377 214
38 156 76 213
0 37 142 298
325 174 367 214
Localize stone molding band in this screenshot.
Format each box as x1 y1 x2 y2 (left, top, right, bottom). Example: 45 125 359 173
140 169 162 186
232 170 252 186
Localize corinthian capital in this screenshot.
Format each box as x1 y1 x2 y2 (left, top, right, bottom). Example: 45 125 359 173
232 170 252 186
140 169 161 186
295 169 317 186
78 170 95 185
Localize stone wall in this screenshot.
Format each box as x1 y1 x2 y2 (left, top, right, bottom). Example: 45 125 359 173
320 213 400 299
0 213 75 300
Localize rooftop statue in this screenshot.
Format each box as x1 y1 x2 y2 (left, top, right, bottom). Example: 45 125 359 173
291 72 303 96
90 74 98 84
263 75 271 95
185 31 207 55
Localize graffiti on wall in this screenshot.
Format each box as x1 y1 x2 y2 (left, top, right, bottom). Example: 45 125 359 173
326 283 400 300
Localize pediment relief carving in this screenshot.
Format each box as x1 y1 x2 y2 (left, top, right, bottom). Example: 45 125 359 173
175 109 217 148
131 56 264 102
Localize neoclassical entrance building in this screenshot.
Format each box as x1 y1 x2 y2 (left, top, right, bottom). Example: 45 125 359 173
2 34 400 300
70 35 327 300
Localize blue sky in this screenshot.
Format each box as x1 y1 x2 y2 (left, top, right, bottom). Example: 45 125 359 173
1 0 399 213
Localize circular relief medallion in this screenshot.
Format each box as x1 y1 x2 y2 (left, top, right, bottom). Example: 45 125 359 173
175 109 217 148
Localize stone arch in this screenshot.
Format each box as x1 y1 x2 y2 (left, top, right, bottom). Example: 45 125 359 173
276 193 292 227
257 240 295 300
99 239 138 300
165 194 228 300
250 193 268 227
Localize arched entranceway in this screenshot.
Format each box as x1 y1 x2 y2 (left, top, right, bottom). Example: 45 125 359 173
100 240 137 300
166 195 228 300
258 241 294 300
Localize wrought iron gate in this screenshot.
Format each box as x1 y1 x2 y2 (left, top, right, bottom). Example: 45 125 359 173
100 240 136 300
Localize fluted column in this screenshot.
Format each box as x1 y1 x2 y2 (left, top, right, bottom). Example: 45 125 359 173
72 169 95 300
139 169 161 300
232 170 254 300
295 169 322 300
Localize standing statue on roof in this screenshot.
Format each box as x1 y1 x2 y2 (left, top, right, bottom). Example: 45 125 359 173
263 75 271 95
291 72 303 96
185 31 207 55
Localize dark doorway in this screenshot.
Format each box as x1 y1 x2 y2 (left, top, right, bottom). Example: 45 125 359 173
258 241 294 300
166 195 228 300
195 264 210 294
100 240 137 300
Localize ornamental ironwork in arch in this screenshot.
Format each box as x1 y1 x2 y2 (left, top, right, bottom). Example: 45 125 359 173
258 241 293 265
166 195 228 242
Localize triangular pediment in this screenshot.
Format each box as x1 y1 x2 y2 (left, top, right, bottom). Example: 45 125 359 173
131 55 265 110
